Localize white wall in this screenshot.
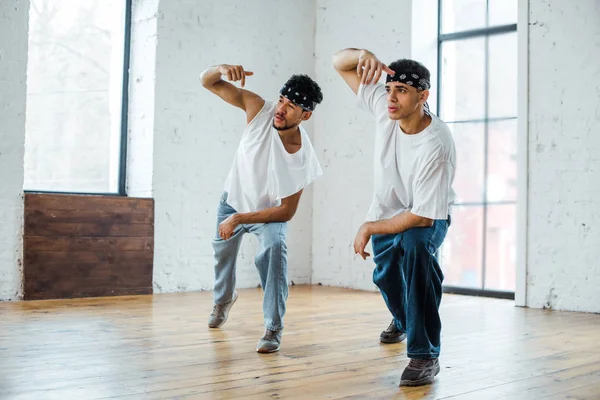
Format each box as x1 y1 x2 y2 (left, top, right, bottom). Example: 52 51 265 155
526 0 600 313
8 0 600 315
0 0 28 300
127 0 159 198
311 0 413 290
150 0 316 293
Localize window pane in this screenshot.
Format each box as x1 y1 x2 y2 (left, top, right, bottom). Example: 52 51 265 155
440 38 485 121
487 120 517 202
24 0 126 193
448 122 485 203
488 0 518 27
441 0 487 34
488 32 518 119
484 204 516 291
440 206 484 289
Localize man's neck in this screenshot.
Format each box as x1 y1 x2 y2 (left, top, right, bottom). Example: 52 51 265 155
398 109 431 135
278 126 301 145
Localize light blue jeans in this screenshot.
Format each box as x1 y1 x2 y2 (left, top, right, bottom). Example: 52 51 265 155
212 192 288 331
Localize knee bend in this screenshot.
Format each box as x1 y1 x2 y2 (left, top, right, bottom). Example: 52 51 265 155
264 235 286 254
262 224 287 252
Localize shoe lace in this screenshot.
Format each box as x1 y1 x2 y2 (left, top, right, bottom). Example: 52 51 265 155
407 359 432 370
211 303 222 316
263 330 274 339
262 330 280 341
386 320 398 333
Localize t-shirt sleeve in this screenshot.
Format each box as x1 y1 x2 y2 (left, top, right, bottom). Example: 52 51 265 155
356 83 388 120
242 100 272 140
411 160 454 220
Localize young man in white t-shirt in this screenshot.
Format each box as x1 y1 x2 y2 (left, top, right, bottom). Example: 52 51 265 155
200 64 323 353
333 48 456 386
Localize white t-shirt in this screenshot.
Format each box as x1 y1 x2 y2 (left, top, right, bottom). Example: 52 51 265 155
357 83 457 221
223 100 323 214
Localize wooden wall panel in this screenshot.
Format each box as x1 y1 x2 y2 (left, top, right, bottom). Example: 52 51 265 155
23 193 154 300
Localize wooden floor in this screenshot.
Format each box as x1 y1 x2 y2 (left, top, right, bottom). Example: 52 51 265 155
1 286 600 400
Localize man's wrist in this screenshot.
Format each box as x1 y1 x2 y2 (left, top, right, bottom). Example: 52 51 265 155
359 49 375 59
232 213 243 224
362 221 376 235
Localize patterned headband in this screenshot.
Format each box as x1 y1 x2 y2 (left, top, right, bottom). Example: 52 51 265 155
386 71 431 91
280 84 317 111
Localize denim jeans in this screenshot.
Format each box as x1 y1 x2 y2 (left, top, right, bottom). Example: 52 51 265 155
212 192 288 331
371 217 450 360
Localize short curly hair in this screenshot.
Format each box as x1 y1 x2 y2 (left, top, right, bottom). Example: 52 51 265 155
282 74 324 107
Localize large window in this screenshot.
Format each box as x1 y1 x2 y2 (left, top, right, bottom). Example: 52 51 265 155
437 0 518 296
24 0 131 195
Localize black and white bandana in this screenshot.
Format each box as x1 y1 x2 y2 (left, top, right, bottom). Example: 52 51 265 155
386 72 431 91
280 84 317 112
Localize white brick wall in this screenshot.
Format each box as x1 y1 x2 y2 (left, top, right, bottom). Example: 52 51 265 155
150 0 316 293
0 0 28 300
6 0 600 315
526 0 600 313
311 0 413 290
127 0 159 198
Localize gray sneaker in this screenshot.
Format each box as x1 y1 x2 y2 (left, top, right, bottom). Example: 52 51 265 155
256 329 282 353
208 291 238 328
399 358 440 386
380 319 407 344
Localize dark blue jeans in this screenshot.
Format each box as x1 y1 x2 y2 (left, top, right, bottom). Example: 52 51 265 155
372 217 450 360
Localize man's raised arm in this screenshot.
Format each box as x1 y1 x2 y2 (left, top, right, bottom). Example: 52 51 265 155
200 64 265 124
332 48 394 94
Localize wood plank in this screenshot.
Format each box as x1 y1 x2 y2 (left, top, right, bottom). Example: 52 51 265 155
24 236 153 252
1 286 600 399
24 249 153 271
25 209 153 225
24 259 153 282
24 193 153 211
23 272 152 296
24 221 153 237
23 286 153 301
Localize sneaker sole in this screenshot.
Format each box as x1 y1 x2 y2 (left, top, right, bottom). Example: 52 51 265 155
208 292 238 328
399 376 435 387
380 334 407 344
256 346 281 354
399 365 440 387
256 345 280 354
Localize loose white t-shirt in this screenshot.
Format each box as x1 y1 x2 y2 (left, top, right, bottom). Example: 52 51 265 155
357 83 457 221
223 100 323 214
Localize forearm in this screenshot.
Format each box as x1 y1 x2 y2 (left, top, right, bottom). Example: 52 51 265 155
200 65 223 87
364 212 434 235
235 205 294 225
333 48 370 71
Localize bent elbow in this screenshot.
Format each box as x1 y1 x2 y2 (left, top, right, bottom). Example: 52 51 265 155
199 76 209 88
282 208 296 222
199 71 213 88
332 54 339 69
284 212 295 222
332 52 344 70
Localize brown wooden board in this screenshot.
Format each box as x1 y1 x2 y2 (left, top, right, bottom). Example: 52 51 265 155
23 193 155 300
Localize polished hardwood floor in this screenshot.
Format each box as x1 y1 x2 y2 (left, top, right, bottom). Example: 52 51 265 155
1 285 600 399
